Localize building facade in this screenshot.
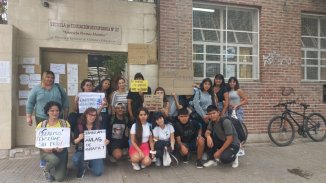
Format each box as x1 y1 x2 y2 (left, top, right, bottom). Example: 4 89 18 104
0 0 325 149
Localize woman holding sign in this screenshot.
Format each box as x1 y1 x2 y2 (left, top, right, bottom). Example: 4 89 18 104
129 107 154 170
72 107 110 179
36 101 70 182
110 77 128 114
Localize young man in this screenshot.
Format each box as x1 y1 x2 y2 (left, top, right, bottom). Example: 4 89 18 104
107 103 129 163
174 108 205 168
203 105 240 168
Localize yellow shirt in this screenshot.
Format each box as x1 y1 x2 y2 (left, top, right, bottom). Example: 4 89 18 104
36 120 71 128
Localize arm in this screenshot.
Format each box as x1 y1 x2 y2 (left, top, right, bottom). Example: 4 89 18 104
73 95 79 112
26 86 38 126
214 135 233 159
97 97 108 115
172 93 183 110
205 129 214 148
193 90 206 118
127 99 134 122
236 89 248 109
170 132 175 150
221 92 229 116
162 101 170 118
59 85 69 119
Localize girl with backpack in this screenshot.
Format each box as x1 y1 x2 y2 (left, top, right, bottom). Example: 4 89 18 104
72 107 110 179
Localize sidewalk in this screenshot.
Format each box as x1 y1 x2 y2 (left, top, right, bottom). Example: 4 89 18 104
0 139 325 183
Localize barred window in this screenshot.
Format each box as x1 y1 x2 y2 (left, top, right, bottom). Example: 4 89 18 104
193 5 259 80
301 15 326 81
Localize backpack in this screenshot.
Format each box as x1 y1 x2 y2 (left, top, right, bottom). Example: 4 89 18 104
219 116 247 143
41 119 68 128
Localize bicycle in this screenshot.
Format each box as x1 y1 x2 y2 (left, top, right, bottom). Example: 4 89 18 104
267 100 326 146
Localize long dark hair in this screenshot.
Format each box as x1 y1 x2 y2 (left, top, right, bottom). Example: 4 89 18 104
77 107 100 131
214 74 226 87
135 107 149 146
227 77 240 91
199 78 216 105
154 86 168 103
94 78 112 100
80 79 94 92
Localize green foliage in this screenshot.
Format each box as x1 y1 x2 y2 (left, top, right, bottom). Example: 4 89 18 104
103 53 128 83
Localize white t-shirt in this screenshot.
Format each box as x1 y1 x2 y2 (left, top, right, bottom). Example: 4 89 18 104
153 123 175 141
130 122 152 143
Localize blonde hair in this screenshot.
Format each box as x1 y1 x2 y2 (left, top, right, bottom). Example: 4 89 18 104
41 70 55 88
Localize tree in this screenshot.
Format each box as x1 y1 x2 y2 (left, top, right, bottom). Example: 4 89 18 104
0 0 7 24
103 53 128 90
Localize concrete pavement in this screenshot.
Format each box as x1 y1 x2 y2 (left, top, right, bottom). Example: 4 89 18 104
0 139 326 183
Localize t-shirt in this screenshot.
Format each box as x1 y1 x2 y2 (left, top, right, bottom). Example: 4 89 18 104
174 120 200 143
153 123 175 141
36 119 71 128
130 122 152 143
127 87 151 117
207 118 240 146
109 116 127 140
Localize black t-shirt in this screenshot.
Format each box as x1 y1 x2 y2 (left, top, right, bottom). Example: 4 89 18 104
174 120 200 143
108 115 128 140
216 86 228 102
127 87 151 117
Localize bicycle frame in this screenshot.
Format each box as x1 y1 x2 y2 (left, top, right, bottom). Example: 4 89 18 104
281 105 308 130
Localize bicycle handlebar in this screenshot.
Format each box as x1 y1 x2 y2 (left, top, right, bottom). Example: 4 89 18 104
273 100 296 108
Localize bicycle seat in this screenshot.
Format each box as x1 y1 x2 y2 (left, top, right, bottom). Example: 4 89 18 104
300 103 310 109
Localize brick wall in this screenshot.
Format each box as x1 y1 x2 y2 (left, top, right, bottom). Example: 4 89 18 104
159 0 326 134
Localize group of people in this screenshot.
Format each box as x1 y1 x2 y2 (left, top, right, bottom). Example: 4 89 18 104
26 71 248 182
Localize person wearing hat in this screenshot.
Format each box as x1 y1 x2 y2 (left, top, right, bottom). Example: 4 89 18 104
107 102 130 163
152 112 175 166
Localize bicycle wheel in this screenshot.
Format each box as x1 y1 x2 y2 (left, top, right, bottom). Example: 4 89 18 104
240 122 248 144
305 113 326 142
267 116 295 146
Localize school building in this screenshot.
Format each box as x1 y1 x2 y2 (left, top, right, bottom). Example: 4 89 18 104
0 0 326 150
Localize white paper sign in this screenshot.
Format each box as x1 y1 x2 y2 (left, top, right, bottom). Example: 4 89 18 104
78 92 105 113
67 64 78 96
22 57 36 64
50 64 66 74
0 61 10 83
28 81 41 88
29 74 41 81
54 74 60 83
19 100 27 106
35 128 71 148
84 130 106 160
22 65 35 74
19 90 30 99
19 74 30 85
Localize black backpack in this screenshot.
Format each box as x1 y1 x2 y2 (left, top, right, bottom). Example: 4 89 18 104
220 117 247 143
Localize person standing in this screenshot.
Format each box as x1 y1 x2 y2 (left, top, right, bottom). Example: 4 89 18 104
213 74 229 116
111 77 128 114
26 70 69 126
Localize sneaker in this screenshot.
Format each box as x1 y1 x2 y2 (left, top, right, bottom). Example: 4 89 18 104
237 148 245 156
203 160 217 167
76 167 86 179
141 164 146 169
155 158 161 166
196 159 204 169
43 170 54 182
39 160 46 169
232 156 239 168
182 155 189 163
152 156 157 163
202 152 208 161
109 155 117 163
132 163 141 171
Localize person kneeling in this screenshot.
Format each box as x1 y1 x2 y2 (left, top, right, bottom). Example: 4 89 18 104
204 105 240 168
72 108 110 179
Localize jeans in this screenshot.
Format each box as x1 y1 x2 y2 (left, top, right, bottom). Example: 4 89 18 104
154 140 170 160
72 151 104 176
40 148 68 182
207 137 239 164
228 107 244 123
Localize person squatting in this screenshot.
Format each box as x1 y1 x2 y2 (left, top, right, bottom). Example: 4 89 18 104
28 72 248 181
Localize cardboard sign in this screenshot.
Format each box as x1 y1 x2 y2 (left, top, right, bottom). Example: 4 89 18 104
78 92 105 113
130 80 148 92
84 130 106 160
35 128 71 148
143 94 163 112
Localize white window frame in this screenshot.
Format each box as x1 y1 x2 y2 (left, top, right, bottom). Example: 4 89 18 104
301 14 326 81
192 3 259 81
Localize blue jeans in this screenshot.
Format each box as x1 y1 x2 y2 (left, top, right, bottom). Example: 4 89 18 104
228 107 244 123
40 148 68 182
72 151 104 176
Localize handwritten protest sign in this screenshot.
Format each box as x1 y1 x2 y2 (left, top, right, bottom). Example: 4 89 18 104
143 94 163 111
35 128 70 148
84 130 106 160
78 92 105 113
130 80 148 92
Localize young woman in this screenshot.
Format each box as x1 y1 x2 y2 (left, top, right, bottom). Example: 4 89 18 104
94 78 112 104
26 70 69 126
129 107 154 170
147 87 170 125
213 74 229 116
193 78 217 134
36 101 70 182
152 112 175 166
227 77 248 156
110 77 128 114
72 107 110 178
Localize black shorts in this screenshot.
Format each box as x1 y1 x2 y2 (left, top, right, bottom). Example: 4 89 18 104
107 139 129 154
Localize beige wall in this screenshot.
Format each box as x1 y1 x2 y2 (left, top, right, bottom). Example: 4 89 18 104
0 25 16 149
5 0 157 147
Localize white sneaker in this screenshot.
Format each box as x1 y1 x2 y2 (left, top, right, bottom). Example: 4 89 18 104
132 163 141 171
141 164 146 169
232 156 239 168
202 152 208 161
237 148 245 156
155 158 161 166
203 160 217 167
152 157 157 163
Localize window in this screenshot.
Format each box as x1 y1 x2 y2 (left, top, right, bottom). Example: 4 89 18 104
193 5 259 80
301 15 326 81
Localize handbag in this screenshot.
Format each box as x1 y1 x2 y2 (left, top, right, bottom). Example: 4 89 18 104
231 109 238 119
163 147 171 166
